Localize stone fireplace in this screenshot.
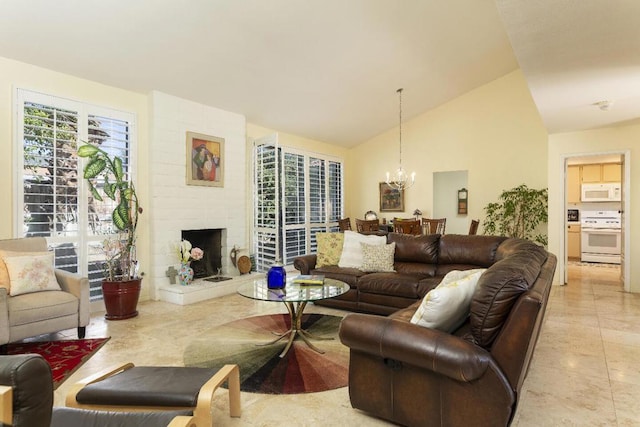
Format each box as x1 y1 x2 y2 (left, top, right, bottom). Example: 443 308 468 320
181 228 223 278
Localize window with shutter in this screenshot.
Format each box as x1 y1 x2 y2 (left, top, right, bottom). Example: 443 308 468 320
16 89 136 301
253 135 344 270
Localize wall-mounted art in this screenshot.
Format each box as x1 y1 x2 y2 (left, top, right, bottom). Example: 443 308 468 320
379 182 404 212
186 131 224 187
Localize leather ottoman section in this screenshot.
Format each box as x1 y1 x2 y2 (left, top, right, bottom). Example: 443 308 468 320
311 266 364 287
7 291 79 326
358 273 422 299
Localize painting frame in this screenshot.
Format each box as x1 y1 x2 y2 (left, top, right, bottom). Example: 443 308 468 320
186 131 224 187
379 182 404 212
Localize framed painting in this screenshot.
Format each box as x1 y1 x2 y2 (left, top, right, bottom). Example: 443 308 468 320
379 182 404 212
186 131 224 187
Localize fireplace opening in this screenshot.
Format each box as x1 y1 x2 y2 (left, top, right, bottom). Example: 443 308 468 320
181 228 223 279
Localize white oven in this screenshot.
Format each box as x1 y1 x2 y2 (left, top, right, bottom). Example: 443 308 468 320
581 210 621 264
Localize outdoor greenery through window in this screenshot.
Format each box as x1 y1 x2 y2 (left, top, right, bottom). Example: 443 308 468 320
254 137 344 270
16 89 136 301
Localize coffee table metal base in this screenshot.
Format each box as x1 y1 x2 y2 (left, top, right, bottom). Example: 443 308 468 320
257 300 333 358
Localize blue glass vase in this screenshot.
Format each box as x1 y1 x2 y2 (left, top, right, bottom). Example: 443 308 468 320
267 262 286 289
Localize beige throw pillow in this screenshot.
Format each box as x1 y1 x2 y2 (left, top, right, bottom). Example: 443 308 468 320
360 242 396 272
0 249 52 293
316 232 345 267
338 231 386 269
2 252 61 296
410 269 486 332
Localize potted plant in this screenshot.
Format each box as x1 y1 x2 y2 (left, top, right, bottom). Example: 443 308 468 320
482 184 548 246
78 143 143 320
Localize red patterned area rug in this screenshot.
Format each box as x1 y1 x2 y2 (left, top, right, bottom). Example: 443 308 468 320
184 314 348 394
6 338 110 389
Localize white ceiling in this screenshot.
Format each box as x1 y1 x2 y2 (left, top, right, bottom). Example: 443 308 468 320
0 0 638 147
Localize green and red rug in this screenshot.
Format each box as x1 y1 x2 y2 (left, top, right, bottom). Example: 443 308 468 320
5 338 110 389
184 314 348 394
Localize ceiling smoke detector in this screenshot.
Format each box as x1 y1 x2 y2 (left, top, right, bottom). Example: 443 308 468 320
592 100 613 111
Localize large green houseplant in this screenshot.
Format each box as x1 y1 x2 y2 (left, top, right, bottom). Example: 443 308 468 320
482 184 548 246
78 143 143 320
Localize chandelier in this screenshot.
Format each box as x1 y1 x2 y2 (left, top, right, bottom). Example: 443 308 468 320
385 88 415 190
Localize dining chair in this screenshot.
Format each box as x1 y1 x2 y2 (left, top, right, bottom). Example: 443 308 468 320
469 219 480 235
422 218 446 235
338 217 352 231
355 218 380 233
393 219 421 235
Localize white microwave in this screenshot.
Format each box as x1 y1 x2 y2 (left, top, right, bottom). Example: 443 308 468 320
581 183 621 202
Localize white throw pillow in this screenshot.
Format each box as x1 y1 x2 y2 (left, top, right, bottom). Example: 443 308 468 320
360 242 396 272
338 231 386 269
2 252 61 296
410 269 486 332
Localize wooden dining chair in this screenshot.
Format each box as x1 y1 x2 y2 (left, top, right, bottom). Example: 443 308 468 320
355 218 380 233
393 219 421 235
469 219 480 235
338 218 352 231
422 218 446 235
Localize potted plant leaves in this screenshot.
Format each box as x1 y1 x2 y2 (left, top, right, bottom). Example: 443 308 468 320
78 143 143 320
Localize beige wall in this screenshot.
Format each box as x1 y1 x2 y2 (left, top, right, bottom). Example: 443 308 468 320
246 123 348 158
549 124 639 291
0 56 151 297
346 70 548 227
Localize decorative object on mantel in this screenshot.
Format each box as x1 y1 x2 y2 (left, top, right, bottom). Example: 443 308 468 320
237 256 252 275
186 131 225 187
78 142 143 320
176 239 204 286
165 266 177 284
385 88 415 191
413 209 422 220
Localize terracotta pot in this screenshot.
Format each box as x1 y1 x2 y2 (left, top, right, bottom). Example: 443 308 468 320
102 278 142 320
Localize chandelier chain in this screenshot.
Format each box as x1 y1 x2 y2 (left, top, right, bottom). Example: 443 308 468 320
398 88 403 167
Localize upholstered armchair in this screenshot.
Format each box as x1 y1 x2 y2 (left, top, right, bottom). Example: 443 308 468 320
0 237 90 345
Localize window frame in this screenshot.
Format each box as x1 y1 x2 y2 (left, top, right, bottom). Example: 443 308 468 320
14 88 137 300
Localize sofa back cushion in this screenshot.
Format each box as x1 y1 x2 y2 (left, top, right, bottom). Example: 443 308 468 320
387 233 439 264
469 239 548 348
438 235 506 267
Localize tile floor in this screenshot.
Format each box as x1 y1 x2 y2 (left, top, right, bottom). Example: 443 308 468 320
50 263 640 426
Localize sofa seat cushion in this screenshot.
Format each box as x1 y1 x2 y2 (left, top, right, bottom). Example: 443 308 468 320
358 273 422 299
394 262 435 278
7 290 79 327
311 266 364 287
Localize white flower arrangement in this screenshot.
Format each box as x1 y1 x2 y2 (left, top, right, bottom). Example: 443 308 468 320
177 239 204 264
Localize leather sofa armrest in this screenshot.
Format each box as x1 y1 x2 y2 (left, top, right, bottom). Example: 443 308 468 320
339 313 491 382
293 255 317 274
54 269 90 326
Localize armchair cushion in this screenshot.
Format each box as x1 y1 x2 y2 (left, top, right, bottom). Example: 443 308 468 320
2 252 61 296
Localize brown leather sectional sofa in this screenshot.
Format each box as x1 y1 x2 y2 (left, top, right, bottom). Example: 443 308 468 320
293 233 556 426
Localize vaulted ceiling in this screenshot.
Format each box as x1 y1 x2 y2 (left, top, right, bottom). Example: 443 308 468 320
1 0 638 147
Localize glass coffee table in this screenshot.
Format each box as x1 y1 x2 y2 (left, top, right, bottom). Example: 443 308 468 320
237 277 349 358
